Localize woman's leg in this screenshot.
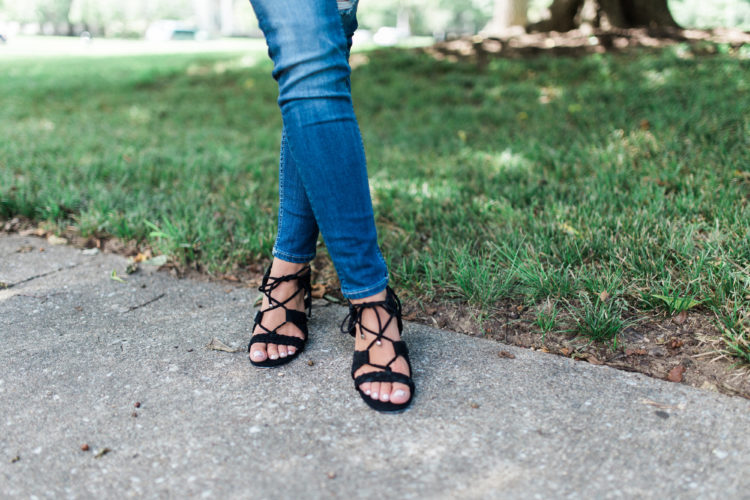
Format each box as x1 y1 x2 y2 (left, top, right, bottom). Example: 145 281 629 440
247 0 410 404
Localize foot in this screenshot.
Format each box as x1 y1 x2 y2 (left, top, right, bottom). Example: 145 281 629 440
350 290 412 406
248 259 309 363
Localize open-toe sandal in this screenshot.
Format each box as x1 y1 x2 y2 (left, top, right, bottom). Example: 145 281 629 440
248 264 312 368
341 286 415 412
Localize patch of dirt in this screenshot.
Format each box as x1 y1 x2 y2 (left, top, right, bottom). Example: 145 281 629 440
422 27 750 64
401 297 750 400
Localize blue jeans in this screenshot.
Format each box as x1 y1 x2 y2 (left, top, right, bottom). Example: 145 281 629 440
248 0 388 299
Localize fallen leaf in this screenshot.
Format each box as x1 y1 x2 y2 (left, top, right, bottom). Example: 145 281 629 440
667 364 686 383
311 283 326 299
700 381 718 392
94 448 111 459
586 355 604 365
497 350 516 359
323 294 341 304
641 398 686 410
224 274 240 282
598 290 610 302
110 270 126 283
672 310 688 325
625 348 647 356
205 338 240 353
470 402 480 409
132 252 149 263
560 347 572 356
20 227 45 237
47 235 68 245
539 346 551 353
577 353 603 364
16 245 34 253
143 255 167 267
668 337 684 349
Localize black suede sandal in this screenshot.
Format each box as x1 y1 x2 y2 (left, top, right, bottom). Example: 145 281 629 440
341 286 415 412
248 265 312 368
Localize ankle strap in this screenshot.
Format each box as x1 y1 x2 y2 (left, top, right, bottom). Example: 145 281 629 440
340 287 402 344
259 264 312 316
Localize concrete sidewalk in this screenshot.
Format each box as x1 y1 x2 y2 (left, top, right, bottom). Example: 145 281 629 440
1 233 748 499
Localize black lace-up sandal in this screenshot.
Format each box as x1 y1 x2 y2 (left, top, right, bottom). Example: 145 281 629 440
248 265 312 368
341 286 415 412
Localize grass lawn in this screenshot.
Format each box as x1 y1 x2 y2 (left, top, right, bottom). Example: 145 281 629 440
1 39 748 365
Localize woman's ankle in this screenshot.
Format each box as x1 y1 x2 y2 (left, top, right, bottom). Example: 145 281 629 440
350 289 387 305
270 258 309 277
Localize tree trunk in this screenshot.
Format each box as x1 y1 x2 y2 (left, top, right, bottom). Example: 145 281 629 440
528 0 582 32
617 0 680 29
530 0 680 32
490 0 529 29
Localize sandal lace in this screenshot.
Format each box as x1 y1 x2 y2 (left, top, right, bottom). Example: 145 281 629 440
253 265 311 336
340 287 403 371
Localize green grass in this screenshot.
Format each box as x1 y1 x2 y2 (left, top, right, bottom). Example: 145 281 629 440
1 41 748 360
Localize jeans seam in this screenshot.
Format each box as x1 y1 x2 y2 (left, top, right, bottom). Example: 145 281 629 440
273 133 287 253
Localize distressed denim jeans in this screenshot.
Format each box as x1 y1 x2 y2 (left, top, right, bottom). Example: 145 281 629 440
248 0 388 299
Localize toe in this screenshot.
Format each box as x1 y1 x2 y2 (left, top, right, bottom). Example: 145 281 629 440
287 346 296 355
278 345 288 358
267 343 279 360
250 343 267 362
380 383 391 402
360 382 372 396
391 383 410 404
370 382 381 401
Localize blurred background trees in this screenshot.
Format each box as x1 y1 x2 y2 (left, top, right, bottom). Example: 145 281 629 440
0 0 748 38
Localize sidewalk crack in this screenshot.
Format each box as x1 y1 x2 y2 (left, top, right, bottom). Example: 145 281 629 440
0 263 81 289
124 293 166 313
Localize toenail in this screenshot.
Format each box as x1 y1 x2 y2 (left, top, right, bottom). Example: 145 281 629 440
371 392 378 399
270 354 278 360
253 351 264 359
279 352 287 358
394 390 406 398
365 389 371 395
382 393 390 401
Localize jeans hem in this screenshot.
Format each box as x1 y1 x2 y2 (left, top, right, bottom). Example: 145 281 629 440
272 247 316 264
341 275 389 300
